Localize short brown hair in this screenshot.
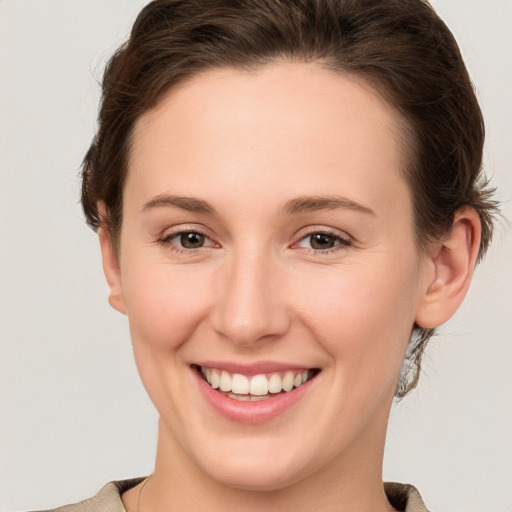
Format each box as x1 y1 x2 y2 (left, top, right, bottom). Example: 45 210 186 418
81 0 497 397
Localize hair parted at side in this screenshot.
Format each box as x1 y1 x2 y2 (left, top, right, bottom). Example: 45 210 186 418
81 0 498 397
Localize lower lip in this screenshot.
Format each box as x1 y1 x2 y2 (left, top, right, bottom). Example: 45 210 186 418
193 368 317 424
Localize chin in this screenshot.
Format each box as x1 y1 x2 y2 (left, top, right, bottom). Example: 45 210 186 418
204 459 309 492
184 433 325 493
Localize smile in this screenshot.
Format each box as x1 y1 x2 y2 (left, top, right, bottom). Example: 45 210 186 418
198 366 317 401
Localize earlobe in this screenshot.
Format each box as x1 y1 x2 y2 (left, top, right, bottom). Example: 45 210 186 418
415 208 481 329
97 204 127 315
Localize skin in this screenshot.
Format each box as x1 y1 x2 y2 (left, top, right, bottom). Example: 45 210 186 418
98 63 481 511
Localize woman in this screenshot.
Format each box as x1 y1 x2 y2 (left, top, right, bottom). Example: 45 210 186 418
23 0 500 510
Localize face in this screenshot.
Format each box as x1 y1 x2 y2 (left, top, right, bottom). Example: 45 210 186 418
104 63 434 490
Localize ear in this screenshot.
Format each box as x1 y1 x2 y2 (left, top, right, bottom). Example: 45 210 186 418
415 208 481 329
97 202 127 315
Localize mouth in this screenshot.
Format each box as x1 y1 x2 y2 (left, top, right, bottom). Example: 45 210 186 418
193 364 320 402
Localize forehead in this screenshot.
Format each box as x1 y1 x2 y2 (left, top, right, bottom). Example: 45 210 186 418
128 63 410 219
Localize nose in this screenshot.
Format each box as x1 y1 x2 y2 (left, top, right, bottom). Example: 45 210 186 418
210 248 291 346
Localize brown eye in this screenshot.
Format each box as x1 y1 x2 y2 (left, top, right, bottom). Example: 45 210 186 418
295 231 351 252
309 233 337 250
179 232 205 248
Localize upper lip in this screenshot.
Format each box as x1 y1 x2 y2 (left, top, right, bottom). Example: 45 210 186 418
193 360 316 376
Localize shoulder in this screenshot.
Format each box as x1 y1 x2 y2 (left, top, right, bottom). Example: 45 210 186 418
36 478 428 512
384 482 430 512
34 478 145 512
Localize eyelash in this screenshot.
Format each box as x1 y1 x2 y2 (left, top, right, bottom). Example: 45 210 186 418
294 230 352 255
156 227 217 254
157 228 352 254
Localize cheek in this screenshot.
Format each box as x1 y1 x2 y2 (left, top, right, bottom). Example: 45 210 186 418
120 263 216 422
294 256 421 378
121 263 213 351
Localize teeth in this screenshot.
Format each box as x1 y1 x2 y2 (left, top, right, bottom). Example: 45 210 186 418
268 373 282 394
249 374 268 396
231 373 249 394
201 367 314 397
220 371 232 392
282 371 294 392
210 369 220 389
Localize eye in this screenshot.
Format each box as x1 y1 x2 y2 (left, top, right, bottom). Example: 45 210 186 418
159 230 217 251
296 231 351 251
176 232 207 249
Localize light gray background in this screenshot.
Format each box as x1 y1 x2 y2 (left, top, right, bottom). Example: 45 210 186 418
0 1 510 510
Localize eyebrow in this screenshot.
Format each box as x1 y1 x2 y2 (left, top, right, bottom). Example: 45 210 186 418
283 195 376 216
141 193 375 216
142 194 217 214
